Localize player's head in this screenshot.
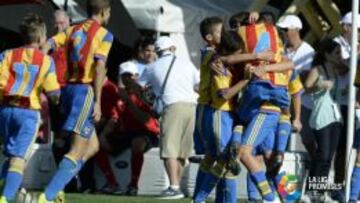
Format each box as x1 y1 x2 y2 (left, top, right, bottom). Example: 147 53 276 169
134 37 156 64
218 30 244 55
276 15 302 45
260 11 276 25
200 17 223 46
119 61 139 86
87 0 111 25
229 11 249 30
54 9 70 33
20 13 47 46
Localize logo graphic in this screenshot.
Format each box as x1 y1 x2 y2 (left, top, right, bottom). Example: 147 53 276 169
277 173 301 202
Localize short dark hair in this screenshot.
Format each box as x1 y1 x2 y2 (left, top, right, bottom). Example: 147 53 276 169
135 36 156 51
260 11 276 24
199 17 223 40
19 13 46 44
218 30 244 55
86 0 111 17
133 36 156 58
229 11 249 29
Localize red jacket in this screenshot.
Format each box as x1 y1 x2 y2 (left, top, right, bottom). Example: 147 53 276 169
101 80 160 136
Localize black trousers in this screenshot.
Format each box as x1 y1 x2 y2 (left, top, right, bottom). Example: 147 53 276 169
309 122 342 190
334 106 348 185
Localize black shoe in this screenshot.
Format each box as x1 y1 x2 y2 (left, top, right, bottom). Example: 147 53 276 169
188 155 204 164
226 142 241 175
126 186 138 196
227 158 241 175
100 184 124 195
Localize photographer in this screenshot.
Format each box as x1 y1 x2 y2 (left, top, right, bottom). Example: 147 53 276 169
139 36 199 198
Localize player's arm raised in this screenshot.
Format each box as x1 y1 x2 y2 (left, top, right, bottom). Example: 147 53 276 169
42 29 68 54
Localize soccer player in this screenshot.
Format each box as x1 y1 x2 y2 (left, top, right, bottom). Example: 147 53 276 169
0 14 60 203
49 10 76 192
194 14 283 203
192 17 222 199
193 17 252 202
193 29 251 203
270 71 303 171
217 13 294 202
245 70 304 202
39 0 113 202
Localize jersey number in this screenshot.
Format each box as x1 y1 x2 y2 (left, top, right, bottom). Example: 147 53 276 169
10 63 39 97
71 30 87 62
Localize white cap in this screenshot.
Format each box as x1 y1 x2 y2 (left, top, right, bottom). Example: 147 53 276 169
119 61 139 75
340 12 360 28
276 15 303 29
155 36 176 51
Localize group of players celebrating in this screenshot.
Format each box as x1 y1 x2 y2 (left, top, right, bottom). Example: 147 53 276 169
192 12 304 203
0 0 359 202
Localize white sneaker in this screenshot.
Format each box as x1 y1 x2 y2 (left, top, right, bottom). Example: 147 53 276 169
158 187 185 199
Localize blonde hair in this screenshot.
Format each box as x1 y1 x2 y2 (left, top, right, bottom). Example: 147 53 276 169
20 13 46 44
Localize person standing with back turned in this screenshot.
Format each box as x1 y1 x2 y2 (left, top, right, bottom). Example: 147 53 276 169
39 0 114 202
0 14 60 203
140 36 199 199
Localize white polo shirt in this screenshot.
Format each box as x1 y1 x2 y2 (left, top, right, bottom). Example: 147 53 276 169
285 41 315 109
139 51 200 106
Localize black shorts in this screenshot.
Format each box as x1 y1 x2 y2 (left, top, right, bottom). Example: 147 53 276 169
106 132 159 156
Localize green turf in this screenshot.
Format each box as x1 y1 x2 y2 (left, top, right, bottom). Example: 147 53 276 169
65 193 248 203
18 192 249 202
67 194 192 203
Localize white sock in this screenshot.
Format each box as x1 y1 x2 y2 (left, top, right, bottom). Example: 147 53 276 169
170 185 179 190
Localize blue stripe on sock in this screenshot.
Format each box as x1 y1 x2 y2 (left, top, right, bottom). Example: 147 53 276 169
3 171 23 201
350 166 360 201
215 178 237 203
250 171 275 201
193 172 218 203
247 173 260 201
45 157 78 201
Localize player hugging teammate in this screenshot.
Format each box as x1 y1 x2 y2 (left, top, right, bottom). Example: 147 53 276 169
192 12 301 203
